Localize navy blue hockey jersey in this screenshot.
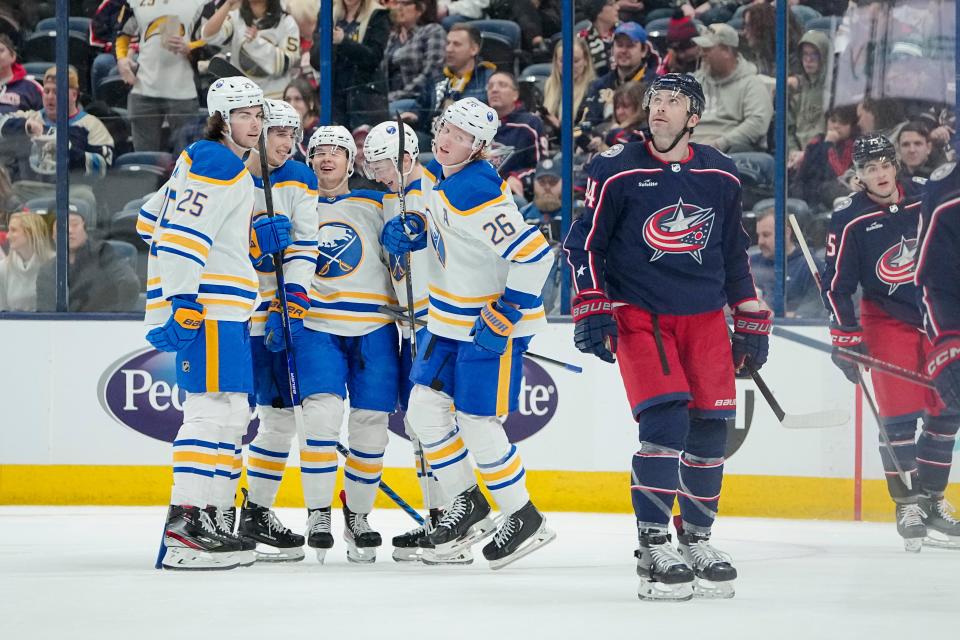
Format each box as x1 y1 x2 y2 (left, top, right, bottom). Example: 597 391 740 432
916 161 960 340
821 178 926 328
562 141 757 315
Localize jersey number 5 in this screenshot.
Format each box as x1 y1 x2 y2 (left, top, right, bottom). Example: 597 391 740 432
825 233 837 257
176 189 208 217
482 213 516 246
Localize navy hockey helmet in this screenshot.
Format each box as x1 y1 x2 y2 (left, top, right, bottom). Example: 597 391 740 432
643 73 705 118
853 135 897 169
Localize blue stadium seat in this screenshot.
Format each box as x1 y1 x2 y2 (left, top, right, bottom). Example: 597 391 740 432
35 17 91 37
22 61 54 78
471 19 522 75
520 63 551 82
805 16 840 34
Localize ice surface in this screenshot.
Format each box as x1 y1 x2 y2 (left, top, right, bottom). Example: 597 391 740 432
2 507 957 639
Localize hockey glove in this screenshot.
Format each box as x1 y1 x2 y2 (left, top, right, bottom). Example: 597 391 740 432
146 296 206 352
829 324 866 384
471 298 524 355
381 214 427 255
250 215 293 261
731 309 772 373
571 290 617 364
926 337 960 410
264 285 310 352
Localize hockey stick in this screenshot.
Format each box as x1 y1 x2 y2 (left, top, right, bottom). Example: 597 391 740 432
335 442 424 525
742 359 849 429
378 304 585 373
835 347 936 389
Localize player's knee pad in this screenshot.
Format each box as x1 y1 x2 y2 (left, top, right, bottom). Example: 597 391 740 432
637 400 690 452
347 409 389 453
406 384 455 442
181 392 236 435
302 393 344 441
223 392 251 439
256 406 298 439
457 412 510 462
885 419 918 444
684 418 727 460
924 414 960 441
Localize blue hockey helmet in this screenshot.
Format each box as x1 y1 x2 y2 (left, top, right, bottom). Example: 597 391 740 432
853 135 897 168
643 73 705 118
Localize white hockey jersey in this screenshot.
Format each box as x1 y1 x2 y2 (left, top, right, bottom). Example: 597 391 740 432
383 177 430 338
202 9 300 99
420 159 552 342
138 140 258 326
305 190 398 337
119 0 207 100
250 159 320 337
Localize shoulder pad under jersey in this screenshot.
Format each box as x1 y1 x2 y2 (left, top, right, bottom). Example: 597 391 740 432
185 140 246 183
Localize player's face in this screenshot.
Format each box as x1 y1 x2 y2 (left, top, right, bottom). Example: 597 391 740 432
434 122 475 166
647 90 697 141
365 153 412 192
229 105 264 149
858 158 898 197
266 127 295 165
311 144 350 188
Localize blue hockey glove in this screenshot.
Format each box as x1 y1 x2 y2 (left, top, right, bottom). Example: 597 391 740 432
251 215 293 260
146 296 206 352
927 338 960 410
731 309 772 373
829 324 866 384
571 290 617 363
381 214 427 255
265 285 310 352
471 298 524 355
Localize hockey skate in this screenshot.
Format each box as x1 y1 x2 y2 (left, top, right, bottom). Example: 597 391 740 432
677 532 737 599
423 485 496 559
919 495 960 550
305 507 334 564
206 506 256 567
635 530 695 602
342 500 381 564
482 501 556 570
896 502 927 552
393 509 474 564
160 505 242 571
238 489 305 562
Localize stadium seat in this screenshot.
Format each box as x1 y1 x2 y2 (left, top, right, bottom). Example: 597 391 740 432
791 5 822 27
22 61 54 78
24 196 98 229
748 197 811 220
98 153 172 216
114 152 175 171
20 30 91 94
469 19 521 45
96 74 131 110
520 63 551 83
35 17 91 37
123 195 153 212
471 19 522 75
105 239 138 274
805 16 840 34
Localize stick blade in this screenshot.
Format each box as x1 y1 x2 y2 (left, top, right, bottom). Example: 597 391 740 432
780 409 850 429
207 56 244 79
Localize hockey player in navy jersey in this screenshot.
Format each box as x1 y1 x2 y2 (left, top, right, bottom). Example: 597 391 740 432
822 135 960 551
563 74 769 600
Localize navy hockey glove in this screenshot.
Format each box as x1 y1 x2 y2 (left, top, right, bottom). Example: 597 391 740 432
264 285 310 352
146 296 206 352
927 338 960 410
251 215 293 260
381 214 427 254
571 290 617 364
829 324 865 384
732 309 772 373
471 297 523 355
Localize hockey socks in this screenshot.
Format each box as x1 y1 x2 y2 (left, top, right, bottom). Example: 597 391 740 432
678 418 727 530
917 414 958 495
631 402 689 527
881 420 920 500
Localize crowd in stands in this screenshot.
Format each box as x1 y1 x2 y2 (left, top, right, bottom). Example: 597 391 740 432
0 0 953 318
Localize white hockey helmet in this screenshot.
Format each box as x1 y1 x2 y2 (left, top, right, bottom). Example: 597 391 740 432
364 121 420 165
207 76 264 123
307 125 357 175
436 97 499 152
264 99 303 144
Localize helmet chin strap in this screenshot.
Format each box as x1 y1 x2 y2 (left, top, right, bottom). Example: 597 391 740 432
650 114 695 155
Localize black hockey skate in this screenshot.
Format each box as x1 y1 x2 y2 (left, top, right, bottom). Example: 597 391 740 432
919 495 960 549
895 502 927 553
238 489 305 562
305 507 334 564
677 531 737 599
342 499 382 564
482 501 556 570
161 505 242 571
205 506 256 567
423 485 496 558
402 509 474 565
635 530 695 602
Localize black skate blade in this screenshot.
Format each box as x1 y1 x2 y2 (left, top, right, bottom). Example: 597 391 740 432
434 517 496 557
488 524 557 571
637 577 694 602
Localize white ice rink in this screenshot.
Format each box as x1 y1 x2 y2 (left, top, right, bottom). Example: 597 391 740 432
2 507 958 639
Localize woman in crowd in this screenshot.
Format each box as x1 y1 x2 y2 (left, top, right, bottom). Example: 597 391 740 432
793 104 859 212
741 3 801 77
283 77 321 161
382 0 446 115
0 210 52 312
603 81 649 147
542 38 595 146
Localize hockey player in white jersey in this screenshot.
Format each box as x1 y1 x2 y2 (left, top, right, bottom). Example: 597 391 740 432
381 97 557 569
291 125 400 564
136 77 293 570
363 120 474 565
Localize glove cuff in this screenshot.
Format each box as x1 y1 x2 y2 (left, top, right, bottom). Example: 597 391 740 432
482 300 522 336
170 296 205 329
830 325 863 347
926 338 960 378
571 290 613 322
733 310 772 336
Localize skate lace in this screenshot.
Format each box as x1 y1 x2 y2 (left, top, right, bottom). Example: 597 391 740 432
350 512 374 535
263 509 290 535
650 541 688 571
935 499 959 525
306 510 331 534
213 508 234 535
492 515 517 549
437 495 467 529
687 540 731 567
899 503 926 527
198 510 220 536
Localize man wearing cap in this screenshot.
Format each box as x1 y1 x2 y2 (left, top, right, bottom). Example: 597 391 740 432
488 70 544 198
0 33 42 116
583 21 661 127
691 23 772 153
657 13 701 75
520 157 563 313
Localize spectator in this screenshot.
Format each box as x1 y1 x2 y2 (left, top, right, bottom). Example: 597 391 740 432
896 121 941 180
582 22 659 126
675 0 738 26
504 0 561 63
436 0 489 29
383 0 446 116
0 210 53 311
487 70 544 198
35 206 140 312
0 66 114 203
793 104 859 211
519 157 562 314
0 34 41 116
203 0 300 99
750 207 824 318
541 38 595 143
741 2 802 78
116 0 205 152
604 81 648 147
89 0 125 100
283 77 320 163
412 23 495 131
656 12 701 75
857 97 906 139
310 0 390 129
285 0 320 76
578 0 620 78
787 30 831 168
692 23 773 153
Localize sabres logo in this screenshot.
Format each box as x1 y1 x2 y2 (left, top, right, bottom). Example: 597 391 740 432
317 221 362 278
430 226 446 268
875 236 917 294
642 198 716 264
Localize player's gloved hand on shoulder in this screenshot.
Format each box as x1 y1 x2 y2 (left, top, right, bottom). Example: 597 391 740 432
571 290 617 364
146 296 206 352
251 215 293 259
731 307 772 373
926 337 960 410
381 214 427 254
264 285 310 352
829 324 865 384
471 297 523 355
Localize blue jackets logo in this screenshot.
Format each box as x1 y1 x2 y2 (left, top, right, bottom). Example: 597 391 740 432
317 221 362 278
875 236 917 294
643 197 715 264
